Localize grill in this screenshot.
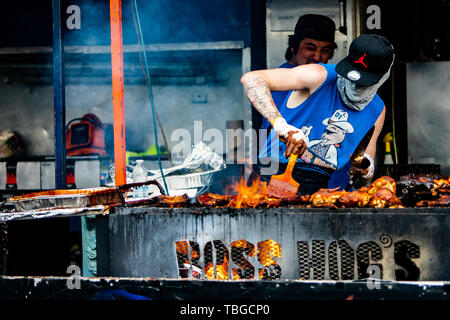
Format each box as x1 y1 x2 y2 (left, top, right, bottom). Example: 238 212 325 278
92 205 450 281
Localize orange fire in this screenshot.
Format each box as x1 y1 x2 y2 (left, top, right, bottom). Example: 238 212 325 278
231 239 256 280
257 239 282 280
257 239 282 267
175 241 200 263
227 176 281 208
205 255 230 280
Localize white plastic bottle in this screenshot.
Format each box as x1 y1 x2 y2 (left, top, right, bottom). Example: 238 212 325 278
132 159 148 198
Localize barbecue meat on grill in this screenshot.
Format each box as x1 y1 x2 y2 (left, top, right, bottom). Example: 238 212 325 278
153 174 448 209
156 194 190 207
281 195 310 206
368 176 397 194
227 195 282 208
368 187 403 208
313 176 403 208
339 187 371 207
416 195 450 207
432 178 450 196
197 193 231 207
397 174 450 206
364 176 403 208
309 188 347 208
336 177 402 208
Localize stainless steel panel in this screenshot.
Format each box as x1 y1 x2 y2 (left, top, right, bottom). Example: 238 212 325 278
16 162 40 189
74 160 100 188
268 0 340 31
406 61 450 174
0 162 5 189
40 161 55 189
266 0 353 69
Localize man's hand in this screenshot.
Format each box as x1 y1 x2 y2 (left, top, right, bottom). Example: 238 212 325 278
284 131 307 158
272 117 307 158
350 153 374 180
272 117 304 140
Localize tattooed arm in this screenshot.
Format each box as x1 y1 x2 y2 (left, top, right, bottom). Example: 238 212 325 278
240 64 327 124
241 74 281 124
241 72 301 144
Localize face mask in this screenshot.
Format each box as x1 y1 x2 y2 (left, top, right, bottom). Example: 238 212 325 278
337 56 394 111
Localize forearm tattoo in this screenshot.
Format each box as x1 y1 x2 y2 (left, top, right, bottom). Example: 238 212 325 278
243 75 281 123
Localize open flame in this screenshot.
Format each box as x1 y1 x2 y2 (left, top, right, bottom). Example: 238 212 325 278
231 239 256 280
227 176 281 209
205 255 229 280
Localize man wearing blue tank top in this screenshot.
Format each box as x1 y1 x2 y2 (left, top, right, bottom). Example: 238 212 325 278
242 34 395 195
263 14 337 132
264 14 356 190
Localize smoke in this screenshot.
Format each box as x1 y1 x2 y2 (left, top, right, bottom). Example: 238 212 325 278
0 0 250 156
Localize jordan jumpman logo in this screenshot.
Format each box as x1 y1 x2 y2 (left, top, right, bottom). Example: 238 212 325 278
354 53 368 68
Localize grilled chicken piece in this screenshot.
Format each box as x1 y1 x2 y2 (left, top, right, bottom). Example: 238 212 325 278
339 187 371 208
338 182 402 208
368 187 402 208
310 187 347 208
368 176 397 194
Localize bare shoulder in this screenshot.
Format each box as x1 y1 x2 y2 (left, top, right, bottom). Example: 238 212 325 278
291 63 327 75
289 63 328 90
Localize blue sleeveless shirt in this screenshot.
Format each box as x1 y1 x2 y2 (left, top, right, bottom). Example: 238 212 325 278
262 62 296 130
259 63 385 174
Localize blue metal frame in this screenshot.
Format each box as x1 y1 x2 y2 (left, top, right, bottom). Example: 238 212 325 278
52 0 66 189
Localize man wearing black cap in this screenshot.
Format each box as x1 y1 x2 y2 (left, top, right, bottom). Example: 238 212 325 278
263 14 354 189
285 14 337 66
266 14 337 129
242 34 394 195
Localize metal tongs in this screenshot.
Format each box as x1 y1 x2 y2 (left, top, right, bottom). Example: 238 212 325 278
346 126 375 191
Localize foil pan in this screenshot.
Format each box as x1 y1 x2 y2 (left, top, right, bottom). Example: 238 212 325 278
8 187 123 212
8 180 166 212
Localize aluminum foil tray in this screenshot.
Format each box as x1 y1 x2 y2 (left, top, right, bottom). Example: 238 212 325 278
8 187 123 212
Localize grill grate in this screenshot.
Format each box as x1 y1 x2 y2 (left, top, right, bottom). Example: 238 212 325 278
356 241 383 279
297 240 326 280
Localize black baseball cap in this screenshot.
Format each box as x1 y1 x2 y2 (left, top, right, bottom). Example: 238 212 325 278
336 34 394 86
294 14 336 43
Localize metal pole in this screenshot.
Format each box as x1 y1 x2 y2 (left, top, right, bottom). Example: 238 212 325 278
52 0 66 189
110 0 127 187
